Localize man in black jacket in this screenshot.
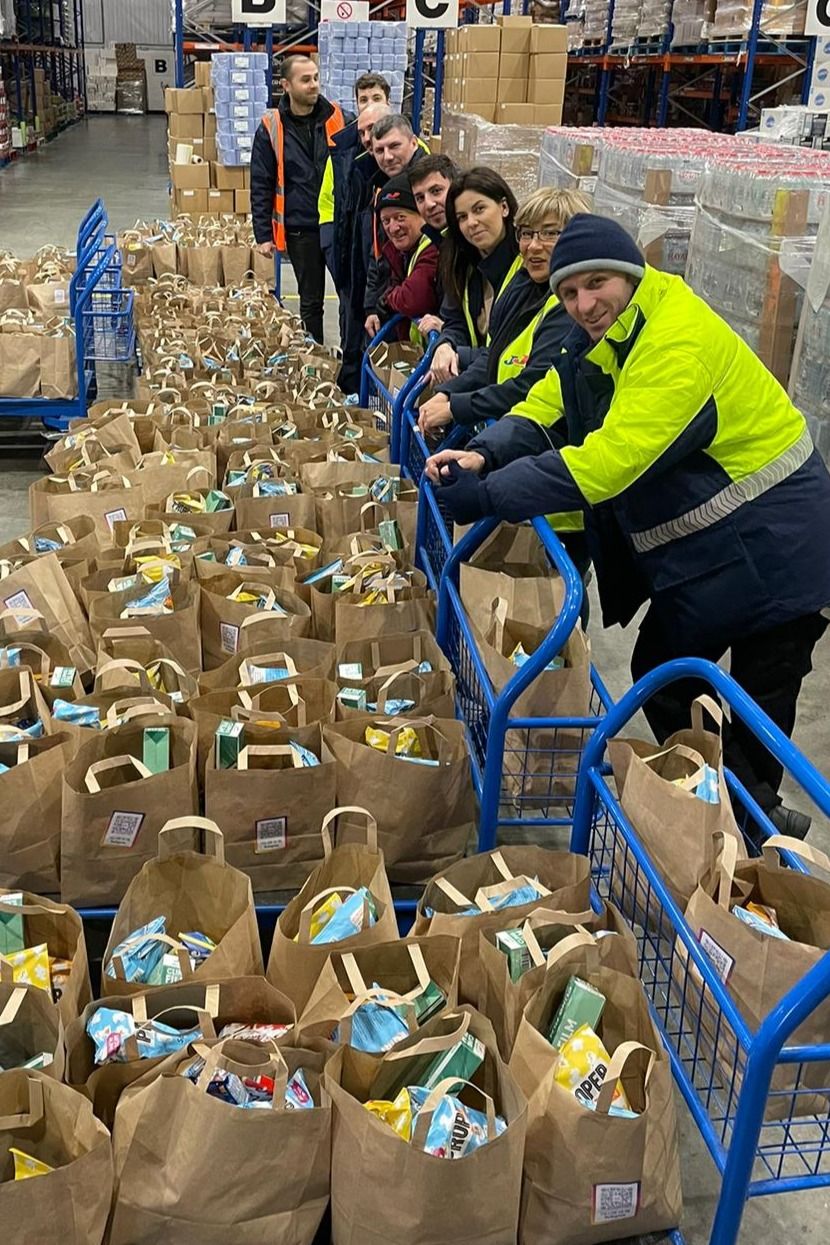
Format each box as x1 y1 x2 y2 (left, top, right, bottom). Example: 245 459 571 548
250 54 352 344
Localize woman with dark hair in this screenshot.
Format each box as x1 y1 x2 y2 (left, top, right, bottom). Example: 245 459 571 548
429 167 521 384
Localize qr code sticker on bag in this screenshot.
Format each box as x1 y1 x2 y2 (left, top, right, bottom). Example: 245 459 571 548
220 622 239 654
592 1181 640 1224
256 817 286 852
698 928 734 985
103 811 145 848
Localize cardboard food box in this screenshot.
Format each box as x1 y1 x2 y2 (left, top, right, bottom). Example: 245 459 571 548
527 79 566 107
498 51 529 78
212 163 247 191
202 87 215 113
235 188 251 213
458 25 501 53
533 103 564 125
168 112 204 139
175 188 209 214
462 51 500 77
195 61 212 86
203 137 218 162
529 52 568 81
497 78 528 103
495 103 535 123
207 188 235 213
172 161 210 190
204 112 217 138
459 79 501 105
464 103 497 123
500 27 532 54
165 87 204 115
530 24 569 53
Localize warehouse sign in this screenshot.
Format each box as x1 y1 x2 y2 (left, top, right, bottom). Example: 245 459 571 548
231 0 287 23
806 0 830 34
320 0 370 17
406 0 459 28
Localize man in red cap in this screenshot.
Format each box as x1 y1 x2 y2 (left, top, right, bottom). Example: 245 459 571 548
364 173 441 343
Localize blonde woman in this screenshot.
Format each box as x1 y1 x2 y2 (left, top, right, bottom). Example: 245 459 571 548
418 186 592 437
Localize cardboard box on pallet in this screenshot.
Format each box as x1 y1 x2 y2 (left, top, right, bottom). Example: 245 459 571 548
194 60 212 86
457 25 501 52
212 163 247 191
530 24 569 53
497 79 528 103
168 112 204 140
174 188 209 214
529 53 568 81
527 79 566 107
496 103 535 124
171 161 211 190
165 87 204 114
235 188 251 213
207 188 235 213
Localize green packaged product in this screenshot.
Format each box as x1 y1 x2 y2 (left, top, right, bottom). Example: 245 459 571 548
495 928 535 983
215 719 244 769
142 726 170 775
0 892 24 956
411 979 446 1026
547 975 606 1051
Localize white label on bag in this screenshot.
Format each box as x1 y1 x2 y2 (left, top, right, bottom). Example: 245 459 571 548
105 508 128 532
256 817 286 852
220 622 239 654
3 590 34 612
53 288 67 304
592 1182 640 1225
698 928 734 984
103 811 145 848
269 513 290 529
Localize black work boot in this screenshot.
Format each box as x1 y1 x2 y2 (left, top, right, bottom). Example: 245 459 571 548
769 804 812 841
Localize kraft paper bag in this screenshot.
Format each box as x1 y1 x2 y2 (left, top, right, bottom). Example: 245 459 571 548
413 846 593 1007
26 281 70 317
323 716 477 885
108 1040 330 1245
197 635 336 693
681 832 830 1119
88 579 202 675
0 889 92 1026
231 482 318 536
44 412 141 471
334 667 456 722
0 982 64 1081
101 818 263 997
150 239 177 278
205 727 338 893
478 901 639 1060
0 1071 113 1245
0 554 94 674
509 931 682 1245
181 243 222 287
252 247 275 286
39 331 77 400
0 326 40 397
60 719 198 906
458 521 565 629
267 807 398 1012
0 734 75 896
325 1006 526 1245
608 693 748 920
298 935 462 1044
65 976 295 1130
199 574 311 670
220 244 252 286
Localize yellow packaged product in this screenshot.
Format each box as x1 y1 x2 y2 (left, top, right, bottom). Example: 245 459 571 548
0 943 52 993
554 1024 635 1117
364 1087 413 1141
364 725 421 757
307 891 345 941
10 1148 54 1180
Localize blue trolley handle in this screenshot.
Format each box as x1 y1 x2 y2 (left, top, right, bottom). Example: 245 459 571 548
359 314 404 406
569 656 830 1245
70 217 110 315
76 198 107 256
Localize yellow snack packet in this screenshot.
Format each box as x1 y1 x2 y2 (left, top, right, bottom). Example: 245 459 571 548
1 943 52 993
229 589 262 605
10 1148 54 1180
307 892 345 941
554 1024 634 1116
364 1087 413 1141
364 726 422 757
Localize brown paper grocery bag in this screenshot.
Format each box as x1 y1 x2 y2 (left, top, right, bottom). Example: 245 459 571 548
252 247 275 286
0 982 64 1079
0 734 75 895
298 934 461 1043
28 471 145 543
65 975 295 1129
0 889 92 1025
151 239 177 278
88 578 202 675
0 1070 113 1245
205 727 338 893
608 694 747 919
267 807 398 1011
230 481 318 534
326 1006 526 1245
0 624 85 711
323 715 476 885
199 574 312 670
181 242 222 286
413 846 592 1006
0 325 40 396
335 666 456 721
60 719 198 906
220 245 252 285
101 818 263 996
39 330 77 400
478 902 638 1060
198 634 336 692
509 932 682 1245
459 521 564 628
335 629 450 676
326 576 435 645
108 1039 331 1245
0 553 94 673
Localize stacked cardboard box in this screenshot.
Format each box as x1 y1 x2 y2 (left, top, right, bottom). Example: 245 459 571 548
165 68 251 218
86 47 118 112
441 108 550 201
443 19 567 127
115 44 147 115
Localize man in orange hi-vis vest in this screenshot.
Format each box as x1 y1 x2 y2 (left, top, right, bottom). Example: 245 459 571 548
251 54 352 344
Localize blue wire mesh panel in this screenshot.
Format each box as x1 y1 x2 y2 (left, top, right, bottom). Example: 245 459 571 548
83 289 135 363
585 767 830 1194
362 364 396 436
418 477 455 593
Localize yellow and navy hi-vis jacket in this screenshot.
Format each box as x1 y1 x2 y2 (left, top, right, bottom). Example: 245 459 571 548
467 264 830 647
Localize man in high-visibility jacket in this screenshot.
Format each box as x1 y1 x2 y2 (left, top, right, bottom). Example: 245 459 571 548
363 174 441 341
250 54 351 344
428 214 830 836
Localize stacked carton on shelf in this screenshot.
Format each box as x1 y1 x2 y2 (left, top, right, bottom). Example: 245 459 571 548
318 20 407 113
86 47 118 112
165 58 257 219
443 18 568 127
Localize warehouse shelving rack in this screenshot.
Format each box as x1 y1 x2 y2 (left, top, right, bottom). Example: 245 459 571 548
0 0 84 165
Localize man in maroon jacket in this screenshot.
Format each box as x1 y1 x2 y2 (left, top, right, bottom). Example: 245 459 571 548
364 173 440 342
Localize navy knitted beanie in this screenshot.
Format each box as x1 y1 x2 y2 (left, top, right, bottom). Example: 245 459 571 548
376 173 419 216
549 213 646 293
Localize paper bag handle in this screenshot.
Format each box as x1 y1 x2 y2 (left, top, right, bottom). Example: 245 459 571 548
0 985 28 1026
192 1038 289 1108
380 1008 471 1063
411 1077 497 1146
132 984 222 1025
320 806 378 857
594 1041 655 1117
298 885 359 942
84 754 152 793
105 699 172 727
542 928 597 972
237 744 303 770
0 645 49 680
0 1075 45 1131
340 951 369 997
691 693 723 736
434 875 476 910
761 834 830 875
0 668 32 717
158 816 225 864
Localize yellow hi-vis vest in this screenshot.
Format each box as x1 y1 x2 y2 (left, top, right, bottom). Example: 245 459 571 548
318 156 335 226
461 254 523 348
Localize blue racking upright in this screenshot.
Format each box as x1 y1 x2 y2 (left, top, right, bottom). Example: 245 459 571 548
0 0 85 164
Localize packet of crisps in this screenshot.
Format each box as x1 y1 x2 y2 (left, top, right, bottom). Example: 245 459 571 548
0 943 52 993
364 725 421 757
365 1086 413 1141
10 1148 53 1180
554 1024 636 1118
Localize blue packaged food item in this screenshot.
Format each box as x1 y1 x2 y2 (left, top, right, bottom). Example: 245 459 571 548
105 916 168 983
179 931 217 961
87 1006 202 1064
52 699 101 728
694 763 720 804
0 718 44 741
367 697 415 716
408 1086 506 1158
335 998 411 1053
121 577 174 617
33 536 63 553
205 1068 248 1105
285 1067 314 1109
424 876 548 920
310 887 377 945
256 480 299 497
732 905 791 940
289 741 319 767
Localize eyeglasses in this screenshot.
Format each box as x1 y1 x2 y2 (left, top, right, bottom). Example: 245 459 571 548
516 226 563 243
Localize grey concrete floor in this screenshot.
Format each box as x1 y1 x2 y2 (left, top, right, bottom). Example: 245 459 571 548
3 115 830 1243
